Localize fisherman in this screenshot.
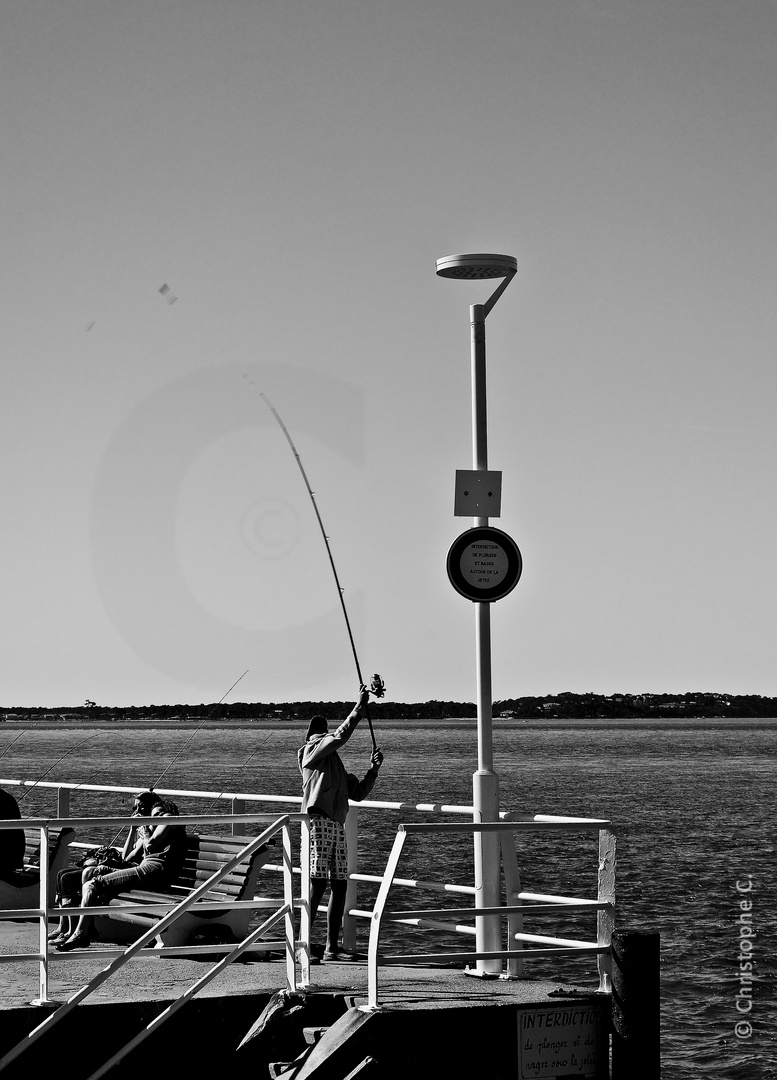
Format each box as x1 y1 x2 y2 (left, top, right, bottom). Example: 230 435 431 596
0 786 25 877
55 789 186 951
298 686 383 961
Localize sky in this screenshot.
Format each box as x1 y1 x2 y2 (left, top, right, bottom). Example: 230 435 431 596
2 0 777 708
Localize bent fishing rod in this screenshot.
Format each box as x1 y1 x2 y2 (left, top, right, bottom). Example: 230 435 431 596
259 392 384 751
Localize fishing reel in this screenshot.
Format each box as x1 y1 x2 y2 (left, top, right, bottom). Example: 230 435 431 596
369 673 386 699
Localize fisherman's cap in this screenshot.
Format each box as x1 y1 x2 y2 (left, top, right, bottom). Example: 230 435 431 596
306 715 328 739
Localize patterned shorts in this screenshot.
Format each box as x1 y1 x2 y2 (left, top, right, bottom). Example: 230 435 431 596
309 815 348 880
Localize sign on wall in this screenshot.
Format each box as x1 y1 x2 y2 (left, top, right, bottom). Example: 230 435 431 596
517 1004 602 1078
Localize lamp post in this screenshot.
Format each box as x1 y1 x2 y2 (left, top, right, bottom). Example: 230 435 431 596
436 252 518 976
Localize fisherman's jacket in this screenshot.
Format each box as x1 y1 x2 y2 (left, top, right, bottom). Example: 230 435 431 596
298 711 378 825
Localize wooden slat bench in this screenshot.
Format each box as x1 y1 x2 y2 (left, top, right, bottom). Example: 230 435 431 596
0 827 76 910
92 833 275 948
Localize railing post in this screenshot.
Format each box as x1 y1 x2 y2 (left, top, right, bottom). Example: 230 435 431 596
231 797 245 836
298 815 311 985
343 805 359 953
34 825 50 1005
281 823 297 992
597 827 616 992
366 827 407 1010
500 832 523 977
57 787 70 818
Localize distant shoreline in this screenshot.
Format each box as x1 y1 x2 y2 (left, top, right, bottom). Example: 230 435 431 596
3 717 776 731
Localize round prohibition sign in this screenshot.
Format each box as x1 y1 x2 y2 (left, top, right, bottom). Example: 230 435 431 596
446 526 523 603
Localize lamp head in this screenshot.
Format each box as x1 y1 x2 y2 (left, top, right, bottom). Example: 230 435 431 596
436 253 517 280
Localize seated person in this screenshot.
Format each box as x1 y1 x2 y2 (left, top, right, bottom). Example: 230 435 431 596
47 792 146 943
55 789 186 951
0 786 26 879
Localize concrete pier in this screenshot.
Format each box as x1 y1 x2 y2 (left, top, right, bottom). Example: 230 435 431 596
1 922 609 1079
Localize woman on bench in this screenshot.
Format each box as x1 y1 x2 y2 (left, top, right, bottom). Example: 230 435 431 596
56 790 186 951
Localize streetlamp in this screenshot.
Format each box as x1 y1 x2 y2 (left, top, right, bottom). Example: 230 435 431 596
436 252 518 976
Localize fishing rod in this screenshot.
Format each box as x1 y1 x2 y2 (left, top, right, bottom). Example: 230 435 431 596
150 669 249 789
17 732 102 803
197 732 276 825
0 728 28 762
259 392 384 751
98 671 252 849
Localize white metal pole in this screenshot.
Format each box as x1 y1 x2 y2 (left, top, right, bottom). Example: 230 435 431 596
470 302 502 976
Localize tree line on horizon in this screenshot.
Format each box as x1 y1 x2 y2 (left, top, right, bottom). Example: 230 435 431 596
3 691 777 722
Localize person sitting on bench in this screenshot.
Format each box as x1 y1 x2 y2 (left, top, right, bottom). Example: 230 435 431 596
56 790 186 951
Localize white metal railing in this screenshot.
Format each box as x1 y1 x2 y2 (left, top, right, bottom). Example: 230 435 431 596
351 816 616 1010
0 811 304 1076
1 780 615 1011
0 777 486 954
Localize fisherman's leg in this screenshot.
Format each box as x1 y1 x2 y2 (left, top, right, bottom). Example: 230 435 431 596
323 822 349 958
325 879 347 957
309 876 329 928
308 815 332 931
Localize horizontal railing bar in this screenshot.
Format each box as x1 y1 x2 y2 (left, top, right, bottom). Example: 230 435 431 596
392 917 477 934
383 905 524 920
515 890 608 906
1 895 294 921
350 909 480 934
11 898 289 918
533 814 613 824
510 902 611 913
0 778 476 816
141 940 285 958
349 873 477 894
379 946 606 963
0 942 286 964
0 778 301 804
514 931 600 948
397 820 610 834
359 800 474 814
0 813 304 829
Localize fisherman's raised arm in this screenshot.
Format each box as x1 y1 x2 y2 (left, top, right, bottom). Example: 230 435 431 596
347 747 384 803
301 687 370 768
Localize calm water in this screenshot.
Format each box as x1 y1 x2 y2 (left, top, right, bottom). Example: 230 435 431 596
3 718 775 1079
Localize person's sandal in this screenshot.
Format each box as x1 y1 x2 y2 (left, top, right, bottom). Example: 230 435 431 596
55 930 91 951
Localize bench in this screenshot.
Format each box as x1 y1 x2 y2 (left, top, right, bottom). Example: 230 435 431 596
0 827 76 910
92 833 275 948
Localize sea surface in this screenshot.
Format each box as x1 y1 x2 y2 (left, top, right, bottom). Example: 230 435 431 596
2 717 775 1079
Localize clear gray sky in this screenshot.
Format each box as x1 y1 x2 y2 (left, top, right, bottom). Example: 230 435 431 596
3 1 777 707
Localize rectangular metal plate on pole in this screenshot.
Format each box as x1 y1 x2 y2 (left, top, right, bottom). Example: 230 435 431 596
454 470 503 518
